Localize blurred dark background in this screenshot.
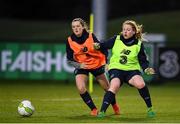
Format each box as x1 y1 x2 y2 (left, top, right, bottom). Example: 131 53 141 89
0 0 179 82
0 0 180 21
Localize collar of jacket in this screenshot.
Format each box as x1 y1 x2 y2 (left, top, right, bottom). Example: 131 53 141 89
71 29 89 44
120 35 138 46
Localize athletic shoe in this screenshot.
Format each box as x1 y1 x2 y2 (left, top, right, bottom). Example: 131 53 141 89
112 103 120 115
147 107 156 118
90 108 98 116
97 111 105 118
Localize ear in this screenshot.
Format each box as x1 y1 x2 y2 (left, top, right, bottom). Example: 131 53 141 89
133 31 136 35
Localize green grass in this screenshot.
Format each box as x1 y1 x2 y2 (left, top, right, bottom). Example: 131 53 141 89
0 80 180 123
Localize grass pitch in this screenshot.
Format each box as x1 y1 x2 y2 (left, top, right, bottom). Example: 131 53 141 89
0 80 180 123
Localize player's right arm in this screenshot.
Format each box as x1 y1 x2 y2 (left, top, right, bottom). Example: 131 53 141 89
94 35 117 50
67 60 86 69
66 40 85 69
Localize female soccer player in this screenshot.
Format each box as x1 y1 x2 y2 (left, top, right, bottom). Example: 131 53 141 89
66 18 120 116
94 20 156 118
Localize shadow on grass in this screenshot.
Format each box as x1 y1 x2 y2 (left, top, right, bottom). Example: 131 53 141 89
66 113 155 123
116 116 156 123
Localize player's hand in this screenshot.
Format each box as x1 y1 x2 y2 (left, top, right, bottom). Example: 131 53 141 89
105 64 109 72
93 43 100 50
144 67 155 75
80 63 88 69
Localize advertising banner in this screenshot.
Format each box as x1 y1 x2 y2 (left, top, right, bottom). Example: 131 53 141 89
158 47 180 80
0 43 74 80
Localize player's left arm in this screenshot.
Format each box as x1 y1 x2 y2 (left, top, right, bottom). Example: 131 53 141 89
138 43 155 75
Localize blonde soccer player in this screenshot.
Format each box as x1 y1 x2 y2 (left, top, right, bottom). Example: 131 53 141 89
94 20 155 118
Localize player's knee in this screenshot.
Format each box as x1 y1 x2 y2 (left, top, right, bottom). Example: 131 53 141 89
136 82 145 89
103 84 109 91
109 84 119 93
77 87 86 94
